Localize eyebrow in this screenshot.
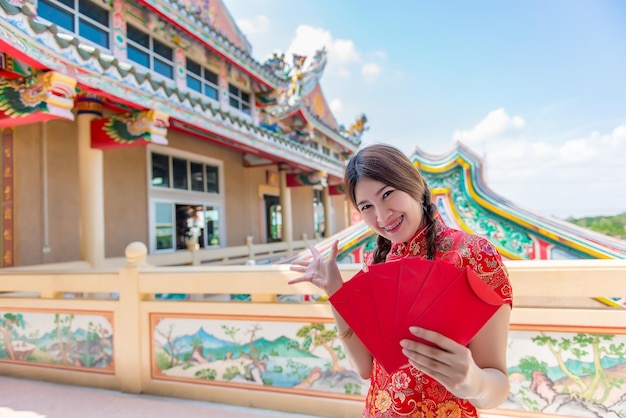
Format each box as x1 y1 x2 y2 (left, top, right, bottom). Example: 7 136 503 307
356 184 389 207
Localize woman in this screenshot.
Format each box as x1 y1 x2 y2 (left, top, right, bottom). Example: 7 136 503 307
289 143 513 417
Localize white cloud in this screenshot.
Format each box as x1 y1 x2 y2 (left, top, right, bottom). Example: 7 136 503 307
236 15 271 35
284 24 375 79
329 98 343 116
453 108 526 145
361 63 381 82
457 115 626 217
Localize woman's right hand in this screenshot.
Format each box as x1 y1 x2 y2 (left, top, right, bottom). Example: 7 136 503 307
288 240 343 296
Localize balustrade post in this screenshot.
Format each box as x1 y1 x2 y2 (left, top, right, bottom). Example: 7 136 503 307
117 241 148 393
246 235 255 260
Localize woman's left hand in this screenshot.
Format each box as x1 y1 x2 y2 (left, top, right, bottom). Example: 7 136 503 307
400 327 481 400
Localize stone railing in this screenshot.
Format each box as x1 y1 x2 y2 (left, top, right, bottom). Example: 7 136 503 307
0 243 624 418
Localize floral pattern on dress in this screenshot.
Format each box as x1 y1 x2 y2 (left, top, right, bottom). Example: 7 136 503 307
362 213 513 417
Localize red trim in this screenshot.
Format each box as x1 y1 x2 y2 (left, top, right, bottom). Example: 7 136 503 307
138 1 277 91
0 41 48 71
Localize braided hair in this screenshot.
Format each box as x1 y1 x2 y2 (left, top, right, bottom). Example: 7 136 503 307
343 144 438 264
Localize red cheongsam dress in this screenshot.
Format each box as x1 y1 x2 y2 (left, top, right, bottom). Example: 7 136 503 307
362 214 513 418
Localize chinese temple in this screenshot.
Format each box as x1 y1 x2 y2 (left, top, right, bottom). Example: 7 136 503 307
0 0 366 268
1 1 626 418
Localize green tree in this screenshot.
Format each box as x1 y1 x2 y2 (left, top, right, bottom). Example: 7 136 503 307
518 356 548 379
0 313 25 360
532 332 626 403
296 323 344 372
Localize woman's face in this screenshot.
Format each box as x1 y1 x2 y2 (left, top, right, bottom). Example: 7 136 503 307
354 178 424 244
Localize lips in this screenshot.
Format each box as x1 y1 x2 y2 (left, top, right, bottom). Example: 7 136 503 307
383 215 403 233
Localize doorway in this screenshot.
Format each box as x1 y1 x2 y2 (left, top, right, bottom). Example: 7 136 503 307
264 195 282 242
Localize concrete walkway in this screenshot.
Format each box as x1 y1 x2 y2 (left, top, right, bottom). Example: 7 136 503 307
0 376 320 418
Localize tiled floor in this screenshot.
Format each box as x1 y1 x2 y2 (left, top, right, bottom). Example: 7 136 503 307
0 376 320 418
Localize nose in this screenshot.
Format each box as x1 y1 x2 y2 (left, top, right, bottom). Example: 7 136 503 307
376 207 391 225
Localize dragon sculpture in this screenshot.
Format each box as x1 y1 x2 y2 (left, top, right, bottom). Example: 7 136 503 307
91 109 170 150
0 71 77 127
340 114 369 141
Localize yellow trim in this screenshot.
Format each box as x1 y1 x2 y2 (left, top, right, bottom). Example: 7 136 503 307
431 189 523 260
421 157 612 259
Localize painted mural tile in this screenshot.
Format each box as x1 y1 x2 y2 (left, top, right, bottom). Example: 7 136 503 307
150 313 368 398
0 309 114 372
504 327 626 417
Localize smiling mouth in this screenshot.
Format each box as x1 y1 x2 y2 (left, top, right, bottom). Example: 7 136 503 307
383 215 403 232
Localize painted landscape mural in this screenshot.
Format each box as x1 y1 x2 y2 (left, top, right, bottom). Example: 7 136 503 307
152 315 626 417
505 328 626 417
150 314 368 397
0 309 114 371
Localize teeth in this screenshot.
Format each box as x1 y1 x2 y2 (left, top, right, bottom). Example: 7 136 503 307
384 216 402 231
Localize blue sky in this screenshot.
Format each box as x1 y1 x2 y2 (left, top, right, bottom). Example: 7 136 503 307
225 0 626 219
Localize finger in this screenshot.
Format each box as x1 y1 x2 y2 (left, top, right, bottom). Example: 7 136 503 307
330 240 339 259
288 276 310 285
289 265 306 272
409 327 458 353
309 245 321 258
290 260 309 267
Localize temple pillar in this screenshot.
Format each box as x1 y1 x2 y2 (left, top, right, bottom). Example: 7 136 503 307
278 163 293 252
322 184 332 237
77 94 105 268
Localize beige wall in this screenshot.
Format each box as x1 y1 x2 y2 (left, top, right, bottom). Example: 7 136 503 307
103 146 148 258
13 121 80 266
8 119 348 265
291 186 315 240
332 195 348 233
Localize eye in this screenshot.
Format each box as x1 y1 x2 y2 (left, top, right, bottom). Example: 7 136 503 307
359 204 371 212
382 189 394 199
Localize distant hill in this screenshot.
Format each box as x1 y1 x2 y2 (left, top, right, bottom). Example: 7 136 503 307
567 212 626 239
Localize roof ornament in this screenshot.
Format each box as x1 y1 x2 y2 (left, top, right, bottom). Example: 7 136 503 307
340 113 369 141
259 47 329 117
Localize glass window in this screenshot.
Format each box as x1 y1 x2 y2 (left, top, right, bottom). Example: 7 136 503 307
39 0 74 31
127 24 149 47
151 152 170 187
153 39 173 60
228 83 251 115
154 58 173 79
79 0 108 25
173 204 220 249
206 165 219 193
204 206 220 246
313 189 325 237
172 157 188 190
149 151 224 252
187 59 219 101
126 25 173 79
155 202 173 250
79 19 109 48
190 162 204 192
38 0 110 48
128 45 150 68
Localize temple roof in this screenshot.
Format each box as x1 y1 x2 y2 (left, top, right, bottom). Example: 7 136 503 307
0 0 352 177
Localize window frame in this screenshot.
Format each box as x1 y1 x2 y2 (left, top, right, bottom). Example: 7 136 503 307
147 146 225 253
227 83 251 116
126 23 175 80
37 0 111 49
186 58 220 102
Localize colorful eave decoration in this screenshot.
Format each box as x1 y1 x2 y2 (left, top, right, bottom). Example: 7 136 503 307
0 71 77 128
91 109 170 150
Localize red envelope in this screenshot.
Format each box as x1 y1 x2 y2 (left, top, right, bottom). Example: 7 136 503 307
329 257 504 374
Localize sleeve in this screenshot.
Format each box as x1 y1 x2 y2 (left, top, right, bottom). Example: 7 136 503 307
445 232 513 306
465 236 514 306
